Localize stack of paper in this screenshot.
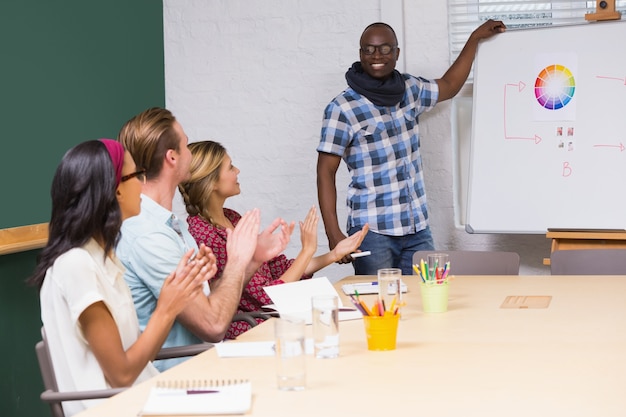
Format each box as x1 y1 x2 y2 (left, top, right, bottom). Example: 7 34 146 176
263 277 362 323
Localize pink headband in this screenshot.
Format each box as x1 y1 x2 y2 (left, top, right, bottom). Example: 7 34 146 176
99 139 124 187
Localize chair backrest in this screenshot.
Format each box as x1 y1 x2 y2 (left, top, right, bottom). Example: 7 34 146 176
35 327 213 417
35 330 64 417
36 328 129 417
413 250 521 275
34 311 269 416
550 249 626 275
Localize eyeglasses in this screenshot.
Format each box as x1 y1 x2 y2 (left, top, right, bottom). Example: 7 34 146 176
121 169 147 184
360 44 397 56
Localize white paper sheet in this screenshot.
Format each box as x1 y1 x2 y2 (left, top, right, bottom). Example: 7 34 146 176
263 277 362 324
214 339 314 358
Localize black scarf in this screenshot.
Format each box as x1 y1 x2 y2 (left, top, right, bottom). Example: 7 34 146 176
345 62 405 107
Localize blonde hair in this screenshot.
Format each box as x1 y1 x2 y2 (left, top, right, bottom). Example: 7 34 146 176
178 141 227 220
117 107 179 179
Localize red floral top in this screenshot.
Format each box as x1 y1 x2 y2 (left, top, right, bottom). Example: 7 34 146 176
187 208 311 339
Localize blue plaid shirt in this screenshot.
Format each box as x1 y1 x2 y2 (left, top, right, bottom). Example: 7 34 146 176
317 74 438 236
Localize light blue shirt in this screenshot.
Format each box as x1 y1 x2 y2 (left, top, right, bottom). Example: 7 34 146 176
116 195 205 371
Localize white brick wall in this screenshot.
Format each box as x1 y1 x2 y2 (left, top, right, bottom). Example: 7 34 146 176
164 0 551 278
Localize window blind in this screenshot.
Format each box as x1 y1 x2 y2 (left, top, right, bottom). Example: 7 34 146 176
448 0 626 80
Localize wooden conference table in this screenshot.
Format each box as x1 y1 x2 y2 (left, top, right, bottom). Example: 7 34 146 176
76 275 626 417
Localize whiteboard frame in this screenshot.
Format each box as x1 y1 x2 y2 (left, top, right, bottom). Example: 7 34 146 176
467 20 626 234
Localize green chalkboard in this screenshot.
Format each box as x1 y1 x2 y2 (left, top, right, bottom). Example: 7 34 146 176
0 0 166 229
0 2 165 417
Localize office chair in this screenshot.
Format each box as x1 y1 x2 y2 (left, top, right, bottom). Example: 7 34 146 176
412 250 520 275
35 312 272 417
550 249 626 275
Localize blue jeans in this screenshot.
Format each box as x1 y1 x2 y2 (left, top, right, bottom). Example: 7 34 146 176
348 226 435 275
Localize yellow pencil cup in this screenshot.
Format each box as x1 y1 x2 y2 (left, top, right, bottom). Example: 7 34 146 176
420 281 449 313
362 314 400 351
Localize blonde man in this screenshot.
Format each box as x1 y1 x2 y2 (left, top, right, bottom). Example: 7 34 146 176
116 107 293 370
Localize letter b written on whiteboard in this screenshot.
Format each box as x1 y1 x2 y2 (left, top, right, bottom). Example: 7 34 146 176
562 161 572 177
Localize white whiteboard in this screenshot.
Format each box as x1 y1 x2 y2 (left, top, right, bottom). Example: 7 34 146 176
467 20 626 234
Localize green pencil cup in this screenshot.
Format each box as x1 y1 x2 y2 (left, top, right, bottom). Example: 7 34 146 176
420 281 449 313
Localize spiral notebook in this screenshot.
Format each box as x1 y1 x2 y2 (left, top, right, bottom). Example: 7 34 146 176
139 379 252 416
341 280 408 295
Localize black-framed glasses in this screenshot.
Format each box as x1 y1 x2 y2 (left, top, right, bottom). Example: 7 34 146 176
121 169 147 184
360 44 397 56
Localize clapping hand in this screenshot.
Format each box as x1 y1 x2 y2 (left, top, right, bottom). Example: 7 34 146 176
157 248 212 317
253 216 294 264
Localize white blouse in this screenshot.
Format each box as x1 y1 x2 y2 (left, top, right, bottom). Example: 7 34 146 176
40 238 158 417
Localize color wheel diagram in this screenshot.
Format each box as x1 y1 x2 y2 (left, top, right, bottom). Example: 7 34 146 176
533 54 577 121
534 64 575 110
502 54 578 144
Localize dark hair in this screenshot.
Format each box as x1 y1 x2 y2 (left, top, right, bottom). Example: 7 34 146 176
28 140 123 289
361 22 398 45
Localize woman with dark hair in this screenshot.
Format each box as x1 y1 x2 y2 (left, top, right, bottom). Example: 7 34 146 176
28 139 213 417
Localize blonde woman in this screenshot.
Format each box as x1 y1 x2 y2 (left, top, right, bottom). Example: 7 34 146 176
179 141 368 338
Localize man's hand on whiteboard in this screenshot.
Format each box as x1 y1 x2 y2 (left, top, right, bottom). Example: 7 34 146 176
471 19 507 41
437 19 506 102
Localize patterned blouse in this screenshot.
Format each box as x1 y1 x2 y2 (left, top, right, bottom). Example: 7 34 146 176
187 208 311 339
